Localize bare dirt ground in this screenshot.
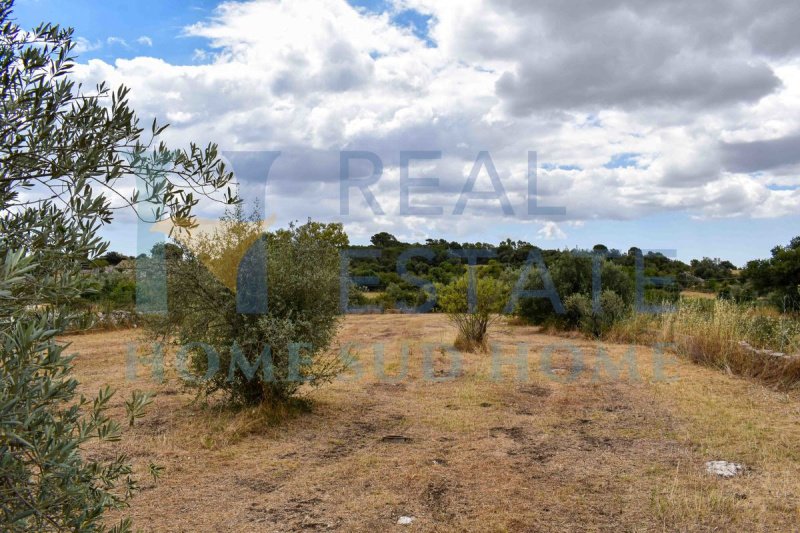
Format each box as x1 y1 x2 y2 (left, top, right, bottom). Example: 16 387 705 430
65 314 800 532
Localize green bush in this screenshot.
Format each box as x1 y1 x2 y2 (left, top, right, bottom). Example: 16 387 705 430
563 293 592 329
83 273 137 312
438 271 510 352
147 213 347 406
516 253 634 325
589 291 628 337
377 281 427 311
347 284 372 309
564 291 628 337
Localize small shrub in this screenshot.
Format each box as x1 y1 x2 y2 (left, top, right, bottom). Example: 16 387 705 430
563 293 592 330
590 291 628 337
376 282 425 311
563 290 628 337
438 272 510 352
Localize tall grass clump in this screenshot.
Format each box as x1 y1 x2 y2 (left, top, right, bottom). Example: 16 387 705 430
605 298 800 388
606 310 663 346
660 299 800 388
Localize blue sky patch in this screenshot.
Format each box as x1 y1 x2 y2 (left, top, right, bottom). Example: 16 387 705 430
541 163 583 171
14 0 219 64
15 0 439 65
604 152 641 169
348 0 435 46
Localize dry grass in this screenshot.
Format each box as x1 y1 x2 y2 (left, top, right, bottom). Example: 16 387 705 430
363 291 385 301
63 314 800 531
610 300 800 389
680 291 717 300
662 301 800 388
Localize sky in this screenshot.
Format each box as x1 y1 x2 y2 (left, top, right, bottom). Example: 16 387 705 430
14 0 800 265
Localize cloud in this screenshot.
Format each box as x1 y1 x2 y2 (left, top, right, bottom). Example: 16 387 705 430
73 37 101 54
721 132 800 173
69 0 800 245
106 36 130 48
136 36 153 47
405 0 796 113
486 1 783 114
537 222 566 240
192 49 210 62
747 3 800 58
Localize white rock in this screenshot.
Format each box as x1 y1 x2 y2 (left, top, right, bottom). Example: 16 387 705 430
397 516 415 525
705 461 743 478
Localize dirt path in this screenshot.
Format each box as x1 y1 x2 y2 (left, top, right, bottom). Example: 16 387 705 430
66 314 800 531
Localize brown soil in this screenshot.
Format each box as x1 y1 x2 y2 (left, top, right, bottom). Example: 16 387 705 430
65 314 800 532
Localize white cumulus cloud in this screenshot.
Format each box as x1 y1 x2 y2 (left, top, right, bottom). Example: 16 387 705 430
69 0 800 247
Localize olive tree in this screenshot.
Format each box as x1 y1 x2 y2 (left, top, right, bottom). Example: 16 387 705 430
146 207 348 406
0 1 236 530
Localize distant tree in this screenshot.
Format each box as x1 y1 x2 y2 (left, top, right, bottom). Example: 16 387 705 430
150 242 184 262
516 253 633 325
690 257 734 282
102 251 130 266
742 236 800 310
370 232 400 248
497 238 516 264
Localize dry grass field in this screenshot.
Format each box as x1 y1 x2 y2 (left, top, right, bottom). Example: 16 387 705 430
679 291 717 300
64 314 800 532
